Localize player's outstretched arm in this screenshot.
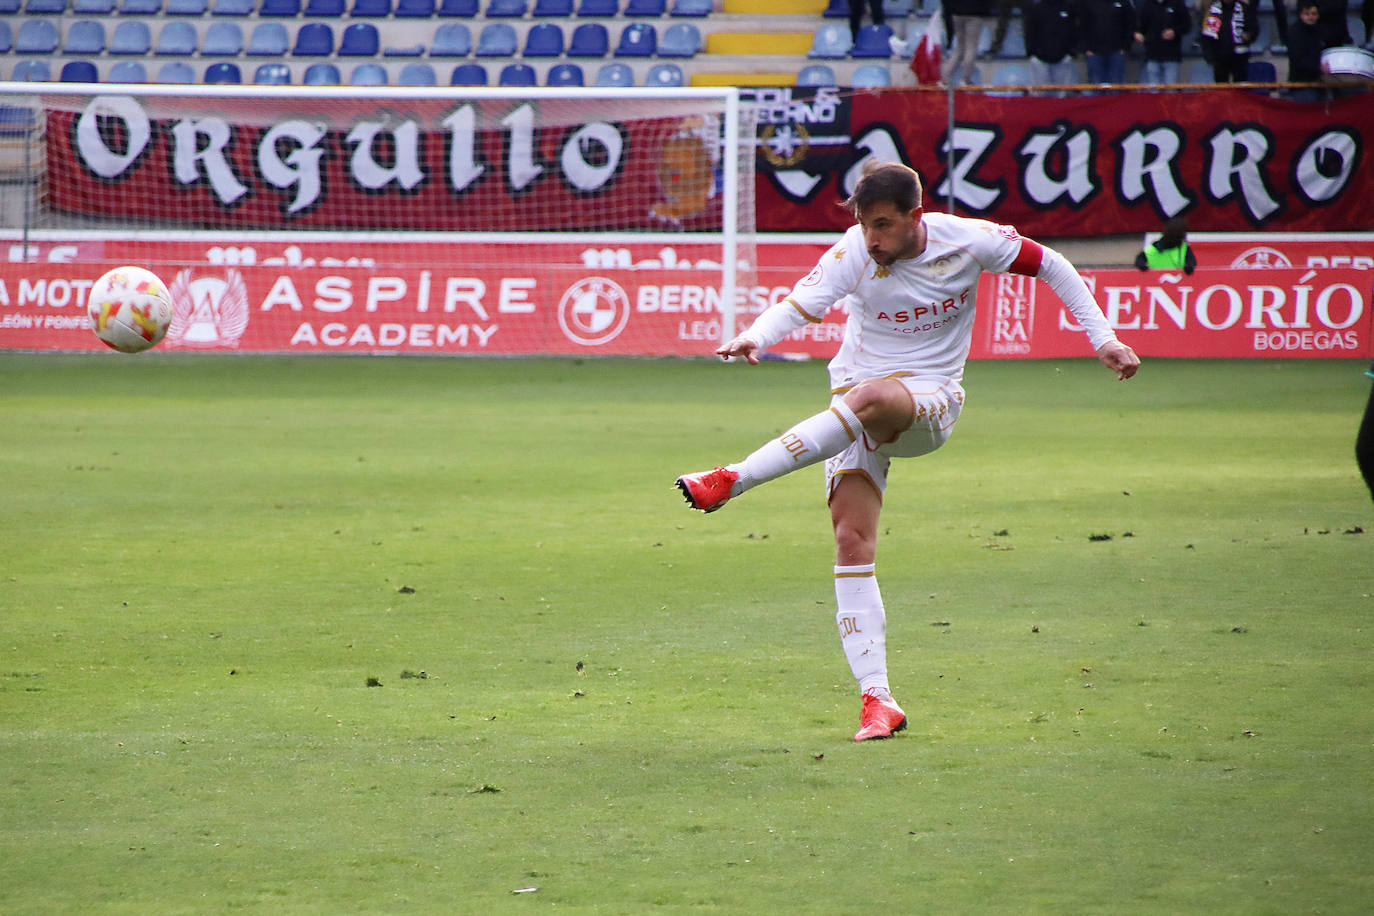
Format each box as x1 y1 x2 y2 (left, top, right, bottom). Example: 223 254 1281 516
1097 340 1140 380
716 335 761 364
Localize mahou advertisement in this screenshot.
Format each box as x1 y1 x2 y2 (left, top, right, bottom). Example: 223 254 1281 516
1 234 1369 359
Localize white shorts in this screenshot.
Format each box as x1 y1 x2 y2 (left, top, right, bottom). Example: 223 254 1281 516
824 376 965 501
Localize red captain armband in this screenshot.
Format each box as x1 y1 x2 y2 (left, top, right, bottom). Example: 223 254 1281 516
1008 238 1045 276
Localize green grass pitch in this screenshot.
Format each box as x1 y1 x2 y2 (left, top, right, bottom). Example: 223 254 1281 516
1 353 1370 914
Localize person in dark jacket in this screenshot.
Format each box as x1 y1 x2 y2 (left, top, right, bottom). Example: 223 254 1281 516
1135 0 1194 82
847 0 885 42
1023 0 1083 89
1199 0 1260 81
1287 2 1326 84
1081 0 1138 84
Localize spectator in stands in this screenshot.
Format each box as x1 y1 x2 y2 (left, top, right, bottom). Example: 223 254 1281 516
1134 217 1197 273
1136 0 1194 83
943 0 998 86
1199 0 1260 81
1314 0 1351 46
1081 0 1139 84
1266 0 1291 52
988 0 1018 55
1023 0 1083 91
1287 1 1327 91
848 0 886 42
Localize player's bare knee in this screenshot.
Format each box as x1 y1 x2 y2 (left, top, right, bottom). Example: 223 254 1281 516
843 380 914 439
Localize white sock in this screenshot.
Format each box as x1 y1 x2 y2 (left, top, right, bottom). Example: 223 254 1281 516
728 402 863 495
834 563 889 696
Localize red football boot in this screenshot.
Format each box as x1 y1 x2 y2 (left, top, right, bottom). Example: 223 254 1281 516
674 466 740 513
853 693 907 742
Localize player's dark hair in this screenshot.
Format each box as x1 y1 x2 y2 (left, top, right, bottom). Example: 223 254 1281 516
844 162 922 215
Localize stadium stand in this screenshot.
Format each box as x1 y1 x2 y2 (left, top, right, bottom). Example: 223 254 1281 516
109 22 153 55
850 63 890 87
60 60 100 82
399 61 437 84
303 62 341 84
567 23 610 58
155 21 199 55
430 23 473 56
547 61 583 84
851 24 895 58
796 63 836 86
254 62 292 83
645 61 684 85
63 21 107 56
659 22 701 57
12 60 51 80
156 60 194 81
294 23 335 56
614 22 656 57
246 23 289 56
475 23 517 56
523 22 565 57
498 62 537 85
109 60 148 81
808 23 851 59
594 61 633 86
202 21 244 56
203 61 240 82
450 62 487 84
339 23 381 56
16 21 59 55
350 62 387 84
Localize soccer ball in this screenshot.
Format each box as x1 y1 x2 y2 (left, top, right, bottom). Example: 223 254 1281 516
87 266 174 354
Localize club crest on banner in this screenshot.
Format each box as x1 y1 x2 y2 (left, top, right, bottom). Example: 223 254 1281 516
165 268 250 348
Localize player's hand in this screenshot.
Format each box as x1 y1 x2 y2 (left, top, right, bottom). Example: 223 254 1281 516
1097 340 1140 380
716 336 761 365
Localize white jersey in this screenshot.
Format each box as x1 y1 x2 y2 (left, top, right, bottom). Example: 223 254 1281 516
744 212 1117 390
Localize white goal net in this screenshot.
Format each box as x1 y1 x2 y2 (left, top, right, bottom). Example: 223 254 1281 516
0 84 756 356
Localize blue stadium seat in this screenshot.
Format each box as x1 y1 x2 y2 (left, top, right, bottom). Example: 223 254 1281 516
109 21 153 54
210 0 253 11
624 0 663 14
108 60 149 82
576 0 617 12
523 22 565 56
73 0 116 11
0 0 19 10
821 0 846 16
430 22 472 55
12 60 53 81
294 23 334 55
796 62 835 86
485 0 525 14
1247 60 1278 82
26 0 67 13
594 61 633 86
808 23 851 58
339 23 380 55
155 21 198 55
350 63 388 84
987 60 1032 91
658 22 699 56
546 62 584 85
450 62 488 84
474 22 517 56
395 0 433 14
247 23 289 55
645 61 683 86
304 0 344 12
254 62 292 84
0 22 10 53
851 24 894 57
119 0 164 12
157 60 195 82
399 62 437 84
614 22 656 56
303 62 340 84
436 0 477 13
204 61 242 83
350 0 392 14
258 0 300 14
533 0 572 13
202 21 243 55
498 63 537 85
567 22 609 56
60 61 100 82
850 63 890 87
669 0 709 14
16 20 60 55
166 0 209 12
881 0 911 14
63 21 107 55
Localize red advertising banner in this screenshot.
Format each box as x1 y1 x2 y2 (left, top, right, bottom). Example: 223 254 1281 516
3 242 1368 359
750 88 1374 236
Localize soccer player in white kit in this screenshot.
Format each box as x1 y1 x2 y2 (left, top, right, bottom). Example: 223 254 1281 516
676 162 1139 742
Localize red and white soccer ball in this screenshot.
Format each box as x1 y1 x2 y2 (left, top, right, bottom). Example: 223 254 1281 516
87 266 174 354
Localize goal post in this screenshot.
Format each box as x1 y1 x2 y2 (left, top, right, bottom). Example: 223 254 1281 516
0 83 756 355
